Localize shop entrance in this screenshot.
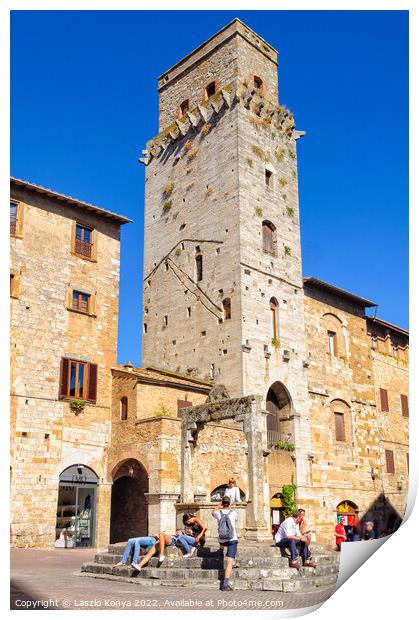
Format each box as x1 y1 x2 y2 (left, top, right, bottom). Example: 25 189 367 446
55 464 99 548
336 500 360 541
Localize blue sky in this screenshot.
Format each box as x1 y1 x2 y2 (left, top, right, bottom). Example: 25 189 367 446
11 10 408 365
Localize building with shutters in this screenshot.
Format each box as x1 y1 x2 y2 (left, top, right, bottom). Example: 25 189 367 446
10 177 131 548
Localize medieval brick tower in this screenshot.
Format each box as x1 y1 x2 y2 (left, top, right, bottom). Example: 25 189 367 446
140 19 313 496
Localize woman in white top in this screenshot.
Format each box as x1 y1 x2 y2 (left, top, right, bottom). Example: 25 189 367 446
223 478 241 503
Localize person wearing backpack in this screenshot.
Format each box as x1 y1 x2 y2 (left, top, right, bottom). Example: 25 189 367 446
212 496 238 591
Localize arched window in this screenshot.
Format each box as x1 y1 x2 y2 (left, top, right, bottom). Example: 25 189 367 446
266 382 292 447
222 298 231 320
195 254 203 282
254 75 263 92
205 81 216 98
179 99 189 116
270 297 279 340
210 485 245 502
262 221 276 256
120 397 128 421
323 313 344 358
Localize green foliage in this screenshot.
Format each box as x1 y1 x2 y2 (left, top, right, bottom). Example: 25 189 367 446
252 144 270 163
275 147 285 162
255 206 263 217
284 245 291 256
271 337 281 349
288 148 296 160
163 182 174 197
175 247 182 256
69 399 85 413
246 157 253 167
286 206 295 218
187 148 198 160
275 440 295 452
153 404 173 417
282 484 297 517
163 199 173 211
279 177 288 187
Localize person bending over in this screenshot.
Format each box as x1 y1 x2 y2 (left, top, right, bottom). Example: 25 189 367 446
177 513 207 558
113 535 158 570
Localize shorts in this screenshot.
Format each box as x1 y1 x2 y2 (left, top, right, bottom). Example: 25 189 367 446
220 540 238 558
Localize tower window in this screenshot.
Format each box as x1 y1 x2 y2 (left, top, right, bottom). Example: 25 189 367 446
270 297 279 340
143 323 147 334
334 412 345 441
222 298 231 320
196 254 203 282
262 221 276 256
164 315 168 326
385 449 395 474
205 81 216 98
120 397 128 421
254 75 263 91
187 307 191 318
179 99 189 116
265 169 273 188
328 331 337 356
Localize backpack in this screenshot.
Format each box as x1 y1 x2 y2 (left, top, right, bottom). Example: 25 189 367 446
218 510 234 541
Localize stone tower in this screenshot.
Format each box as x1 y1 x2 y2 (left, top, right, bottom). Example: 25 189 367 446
140 20 310 443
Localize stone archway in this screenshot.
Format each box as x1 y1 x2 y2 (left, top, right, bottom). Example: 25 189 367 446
110 459 149 543
266 382 293 448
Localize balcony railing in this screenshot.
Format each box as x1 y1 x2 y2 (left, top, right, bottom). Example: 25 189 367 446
75 238 93 258
10 218 17 235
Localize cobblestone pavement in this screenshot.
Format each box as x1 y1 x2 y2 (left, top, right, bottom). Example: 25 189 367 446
11 549 335 611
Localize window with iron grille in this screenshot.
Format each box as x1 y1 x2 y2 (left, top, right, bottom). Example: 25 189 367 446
10 201 18 235
75 224 93 258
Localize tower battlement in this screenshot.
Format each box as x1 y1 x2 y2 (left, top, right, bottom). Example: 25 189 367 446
156 18 279 130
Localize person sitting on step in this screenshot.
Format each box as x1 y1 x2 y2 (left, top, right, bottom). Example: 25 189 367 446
298 507 316 561
176 513 207 558
113 535 158 570
274 510 316 569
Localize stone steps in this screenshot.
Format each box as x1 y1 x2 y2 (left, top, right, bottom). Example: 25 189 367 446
81 542 340 592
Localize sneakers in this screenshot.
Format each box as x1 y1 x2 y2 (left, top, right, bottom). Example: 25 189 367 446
290 559 301 569
158 555 166 564
186 547 197 558
220 583 234 591
131 563 142 572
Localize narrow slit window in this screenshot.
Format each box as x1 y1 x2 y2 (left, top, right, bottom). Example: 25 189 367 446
328 331 337 356
270 298 279 340
222 298 231 320
265 169 273 188
120 397 128 421
10 202 18 235
334 412 345 441
196 254 203 282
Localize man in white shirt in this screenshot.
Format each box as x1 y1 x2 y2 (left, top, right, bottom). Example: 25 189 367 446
275 510 315 568
212 496 238 590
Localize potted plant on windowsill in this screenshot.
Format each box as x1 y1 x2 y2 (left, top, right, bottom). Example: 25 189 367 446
69 399 86 414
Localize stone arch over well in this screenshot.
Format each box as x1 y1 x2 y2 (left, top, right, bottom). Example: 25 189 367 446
110 458 149 543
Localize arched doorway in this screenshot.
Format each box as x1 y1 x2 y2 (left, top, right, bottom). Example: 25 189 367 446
110 459 149 543
336 500 360 541
55 464 99 548
266 382 293 448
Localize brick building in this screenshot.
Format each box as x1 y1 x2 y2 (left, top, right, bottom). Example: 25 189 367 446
10 19 408 549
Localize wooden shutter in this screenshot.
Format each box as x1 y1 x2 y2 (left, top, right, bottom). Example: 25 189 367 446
59 358 70 399
177 400 192 418
380 388 389 412
87 363 98 403
385 449 395 473
400 394 409 417
334 412 346 441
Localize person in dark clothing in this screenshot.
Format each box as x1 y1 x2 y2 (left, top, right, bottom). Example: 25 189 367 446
176 513 207 557
362 521 377 540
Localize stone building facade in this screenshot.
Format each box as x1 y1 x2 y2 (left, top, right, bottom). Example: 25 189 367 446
10 19 409 549
10 178 131 548
138 19 409 542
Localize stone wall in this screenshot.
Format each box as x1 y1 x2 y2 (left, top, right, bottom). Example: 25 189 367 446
302 285 409 543
10 186 122 547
